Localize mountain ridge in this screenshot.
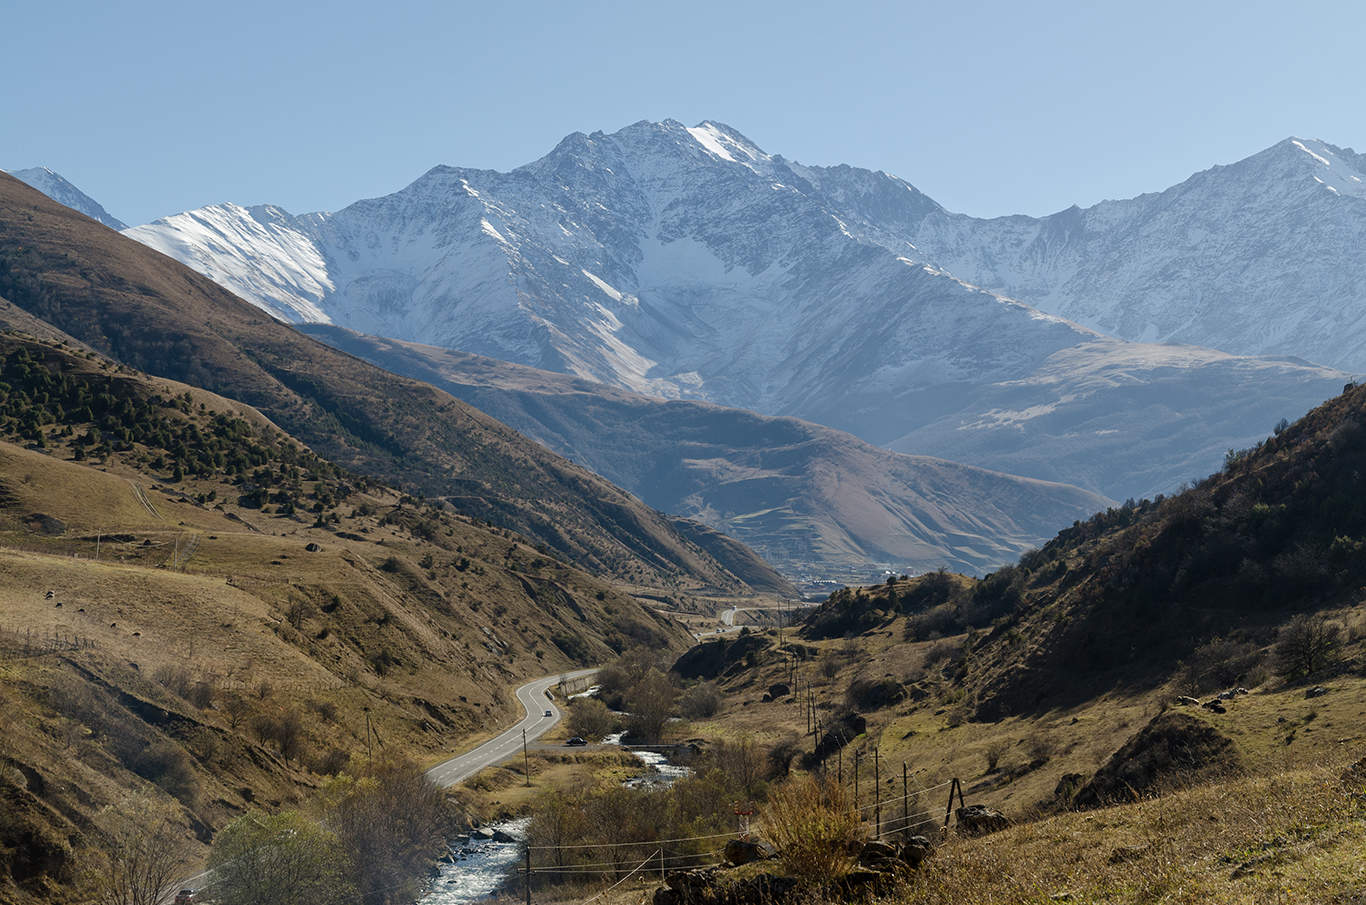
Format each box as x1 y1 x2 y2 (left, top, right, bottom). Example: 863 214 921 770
300 323 1113 576
121 121 1349 501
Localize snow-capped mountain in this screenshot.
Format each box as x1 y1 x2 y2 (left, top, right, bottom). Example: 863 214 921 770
7 167 125 230
123 121 1350 499
842 137 1366 373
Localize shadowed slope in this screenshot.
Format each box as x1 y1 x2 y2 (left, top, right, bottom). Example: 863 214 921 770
0 173 786 593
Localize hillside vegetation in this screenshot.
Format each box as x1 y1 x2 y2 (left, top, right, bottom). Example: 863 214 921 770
0 330 690 903
637 380 1366 904
0 172 787 595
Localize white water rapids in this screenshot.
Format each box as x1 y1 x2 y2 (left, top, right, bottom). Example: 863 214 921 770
418 738 690 903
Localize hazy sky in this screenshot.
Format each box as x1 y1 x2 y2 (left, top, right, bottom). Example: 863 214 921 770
4 0 1363 225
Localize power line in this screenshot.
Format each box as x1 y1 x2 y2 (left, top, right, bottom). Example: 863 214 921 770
528 830 740 851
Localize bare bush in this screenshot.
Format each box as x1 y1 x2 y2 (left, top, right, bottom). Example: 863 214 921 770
322 754 449 904
1276 614 1344 680
1178 636 1265 692
152 664 193 700
709 739 766 799
678 681 722 719
219 692 252 730
625 668 677 741
130 741 199 805
984 740 1011 773
94 801 187 905
188 678 216 710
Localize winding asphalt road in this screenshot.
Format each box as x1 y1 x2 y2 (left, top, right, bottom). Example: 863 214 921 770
425 667 599 788
162 668 598 901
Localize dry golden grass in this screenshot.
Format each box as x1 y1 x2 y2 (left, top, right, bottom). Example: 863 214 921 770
762 773 864 881
899 758 1366 904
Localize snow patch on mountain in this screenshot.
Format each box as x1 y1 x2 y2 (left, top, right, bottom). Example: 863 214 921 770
7 167 126 230
124 203 333 323
123 121 1352 499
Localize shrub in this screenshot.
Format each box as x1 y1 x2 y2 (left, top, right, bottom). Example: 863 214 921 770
1177 635 1265 693
678 681 722 719
984 740 1011 773
767 738 802 779
1276 614 1344 680
209 811 355 905
131 740 199 804
188 678 216 710
845 676 906 710
761 774 862 882
152 664 193 700
566 698 616 740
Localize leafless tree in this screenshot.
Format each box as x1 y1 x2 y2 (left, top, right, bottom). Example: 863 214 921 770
94 802 186 905
1276 614 1344 679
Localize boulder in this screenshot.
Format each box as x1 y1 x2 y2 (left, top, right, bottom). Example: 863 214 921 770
900 835 933 867
305 542 322 552
665 867 720 895
856 839 899 868
491 829 518 843
955 804 1011 836
1202 700 1227 714
768 683 791 698
1175 696 1201 706
1305 685 1329 699
1052 772 1087 806
723 838 765 866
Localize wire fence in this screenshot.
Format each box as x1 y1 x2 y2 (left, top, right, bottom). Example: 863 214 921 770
0 624 100 656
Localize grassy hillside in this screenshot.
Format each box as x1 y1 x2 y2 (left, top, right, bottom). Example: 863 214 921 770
0 331 692 903
0 172 787 595
638 379 1366 903
298 325 1110 579
791 379 1366 719
668 598 1364 904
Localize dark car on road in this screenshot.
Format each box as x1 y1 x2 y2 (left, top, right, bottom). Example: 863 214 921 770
565 736 587 746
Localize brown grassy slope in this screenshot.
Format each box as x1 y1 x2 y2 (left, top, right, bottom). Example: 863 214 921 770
0 172 784 594
0 333 691 903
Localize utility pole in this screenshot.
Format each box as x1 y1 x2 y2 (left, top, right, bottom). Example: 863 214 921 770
523 728 531 787
854 750 861 809
525 845 532 905
874 748 882 839
902 762 909 836
95 531 101 562
365 711 373 767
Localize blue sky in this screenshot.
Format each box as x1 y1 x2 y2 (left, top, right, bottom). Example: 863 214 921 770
3 0 1363 225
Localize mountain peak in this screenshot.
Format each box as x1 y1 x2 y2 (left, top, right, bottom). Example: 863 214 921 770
5 166 126 230
684 120 769 165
